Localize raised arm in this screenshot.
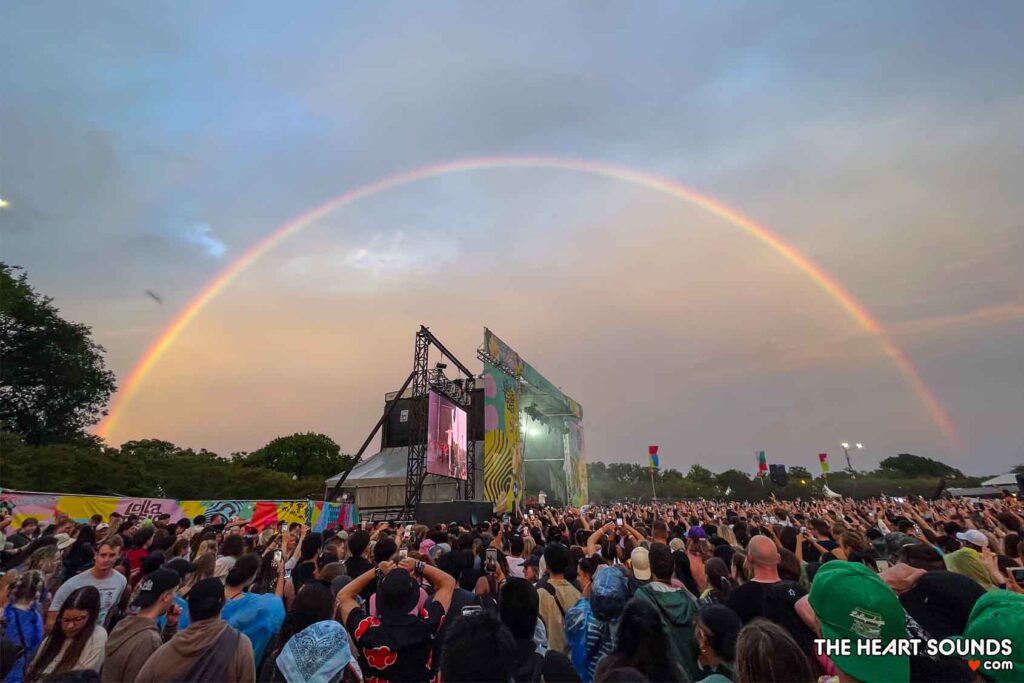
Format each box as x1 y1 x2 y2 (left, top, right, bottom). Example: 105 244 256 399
400 557 456 613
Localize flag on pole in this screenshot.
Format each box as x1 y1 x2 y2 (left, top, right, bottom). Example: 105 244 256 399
724 486 733 496
649 445 660 470
756 451 768 477
818 452 830 474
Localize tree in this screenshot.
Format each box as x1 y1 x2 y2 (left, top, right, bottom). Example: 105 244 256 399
1 264 116 443
240 432 353 478
789 466 813 482
878 453 963 479
686 464 715 485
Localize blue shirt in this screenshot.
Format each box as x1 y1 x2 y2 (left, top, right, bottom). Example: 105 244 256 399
3 604 44 683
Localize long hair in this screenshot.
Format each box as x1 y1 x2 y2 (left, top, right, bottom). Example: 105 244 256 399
672 550 699 596
25 545 59 576
26 586 100 681
735 619 814 683
274 581 335 655
602 599 685 682
704 557 734 599
182 552 216 595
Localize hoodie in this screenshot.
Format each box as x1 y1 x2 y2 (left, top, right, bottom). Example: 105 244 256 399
634 582 700 681
133 618 255 683
102 615 173 683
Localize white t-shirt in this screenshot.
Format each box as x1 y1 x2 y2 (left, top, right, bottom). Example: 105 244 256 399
214 554 237 579
49 571 126 627
38 625 107 674
507 556 526 579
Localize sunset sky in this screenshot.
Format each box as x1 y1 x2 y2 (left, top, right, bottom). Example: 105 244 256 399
3 2 1022 475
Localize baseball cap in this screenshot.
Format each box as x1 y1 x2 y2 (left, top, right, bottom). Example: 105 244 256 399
164 558 197 580
809 561 909 682
377 568 420 618
956 590 1024 681
132 569 180 608
668 538 685 553
955 529 988 548
519 554 541 569
630 547 651 581
687 526 707 540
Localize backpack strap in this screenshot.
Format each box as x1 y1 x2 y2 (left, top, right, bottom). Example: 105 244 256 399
541 583 565 619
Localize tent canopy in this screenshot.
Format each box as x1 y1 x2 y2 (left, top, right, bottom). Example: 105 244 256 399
980 472 1020 487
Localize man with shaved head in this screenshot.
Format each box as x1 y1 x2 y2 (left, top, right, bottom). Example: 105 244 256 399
724 535 781 623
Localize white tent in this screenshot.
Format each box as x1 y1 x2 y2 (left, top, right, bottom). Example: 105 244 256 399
980 472 1020 488
324 442 483 511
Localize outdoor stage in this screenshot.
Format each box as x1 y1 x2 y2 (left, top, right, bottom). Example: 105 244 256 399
325 326 587 521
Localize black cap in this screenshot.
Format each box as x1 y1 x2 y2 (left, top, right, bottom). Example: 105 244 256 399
187 577 225 615
519 555 540 569
132 569 180 608
164 558 197 580
377 568 419 618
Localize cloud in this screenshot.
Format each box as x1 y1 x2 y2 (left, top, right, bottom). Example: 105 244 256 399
180 221 226 258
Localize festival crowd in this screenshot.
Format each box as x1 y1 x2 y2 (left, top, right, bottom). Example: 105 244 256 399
1 492 1023 683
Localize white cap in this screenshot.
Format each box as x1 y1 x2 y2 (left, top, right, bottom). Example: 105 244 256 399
956 529 988 548
630 546 651 581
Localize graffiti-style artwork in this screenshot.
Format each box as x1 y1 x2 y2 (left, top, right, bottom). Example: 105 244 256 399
0 492 358 531
481 329 587 511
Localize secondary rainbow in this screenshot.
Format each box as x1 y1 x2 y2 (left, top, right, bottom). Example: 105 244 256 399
96 156 960 445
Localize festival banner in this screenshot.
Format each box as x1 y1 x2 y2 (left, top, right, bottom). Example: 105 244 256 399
0 491 358 530
649 445 660 471
756 451 768 477
818 452 830 474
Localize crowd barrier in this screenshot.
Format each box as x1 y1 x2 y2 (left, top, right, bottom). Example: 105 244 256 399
0 490 359 531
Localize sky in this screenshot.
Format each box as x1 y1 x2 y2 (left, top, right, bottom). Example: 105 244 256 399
2 2 1023 476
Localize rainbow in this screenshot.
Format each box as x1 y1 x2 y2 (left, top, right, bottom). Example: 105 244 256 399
96 156 959 445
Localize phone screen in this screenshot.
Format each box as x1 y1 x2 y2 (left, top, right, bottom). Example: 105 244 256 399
399 548 408 559
616 517 624 526
485 547 498 572
1008 567 1024 583
876 560 891 572
273 550 283 565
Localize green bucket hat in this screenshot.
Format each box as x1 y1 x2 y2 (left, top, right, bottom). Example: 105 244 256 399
809 561 910 682
958 590 1024 682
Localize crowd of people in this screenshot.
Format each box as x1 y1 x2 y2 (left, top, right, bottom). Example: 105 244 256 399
1 491 1023 683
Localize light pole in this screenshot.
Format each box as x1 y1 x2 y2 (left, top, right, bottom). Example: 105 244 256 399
840 442 863 475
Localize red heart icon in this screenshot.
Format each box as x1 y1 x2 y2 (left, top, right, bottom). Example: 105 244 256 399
968 660 981 672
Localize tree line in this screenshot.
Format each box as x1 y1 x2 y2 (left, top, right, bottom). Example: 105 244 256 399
1 262 1014 502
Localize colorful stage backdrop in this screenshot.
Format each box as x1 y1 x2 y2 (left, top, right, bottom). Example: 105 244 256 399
481 328 587 512
0 490 358 531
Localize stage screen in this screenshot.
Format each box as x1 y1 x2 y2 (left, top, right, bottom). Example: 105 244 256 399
426 390 468 480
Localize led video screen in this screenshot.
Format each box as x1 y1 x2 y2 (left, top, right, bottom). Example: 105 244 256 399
426 390 468 480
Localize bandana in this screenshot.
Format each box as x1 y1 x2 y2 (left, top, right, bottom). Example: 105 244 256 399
276 620 359 683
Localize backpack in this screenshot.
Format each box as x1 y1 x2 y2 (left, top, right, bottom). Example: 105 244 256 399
173 625 240 683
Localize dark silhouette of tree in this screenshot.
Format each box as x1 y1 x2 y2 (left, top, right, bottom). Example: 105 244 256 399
1 264 116 443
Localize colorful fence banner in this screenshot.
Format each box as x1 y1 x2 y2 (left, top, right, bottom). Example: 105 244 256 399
0 491 358 530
